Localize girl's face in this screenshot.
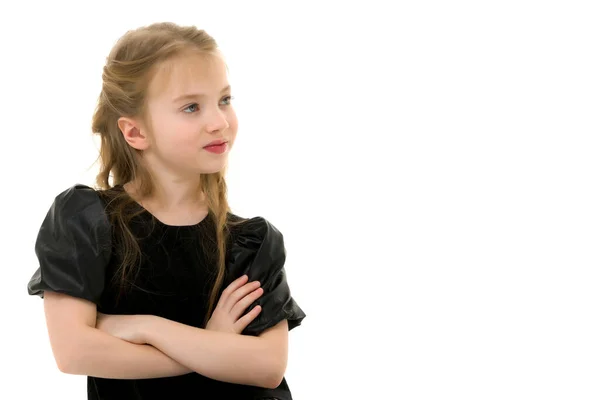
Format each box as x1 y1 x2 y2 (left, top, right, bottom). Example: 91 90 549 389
141 52 238 177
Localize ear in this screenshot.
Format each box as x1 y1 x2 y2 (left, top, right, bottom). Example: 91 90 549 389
117 117 150 150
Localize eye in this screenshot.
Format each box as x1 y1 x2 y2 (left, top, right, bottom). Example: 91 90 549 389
183 103 199 113
221 95 234 106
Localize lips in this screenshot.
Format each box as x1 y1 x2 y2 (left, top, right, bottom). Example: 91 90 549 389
204 140 227 148
203 142 228 154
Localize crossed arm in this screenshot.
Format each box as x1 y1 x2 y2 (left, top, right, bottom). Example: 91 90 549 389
43 291 288 389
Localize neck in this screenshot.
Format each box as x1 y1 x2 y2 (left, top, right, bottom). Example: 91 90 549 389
125 175 206 212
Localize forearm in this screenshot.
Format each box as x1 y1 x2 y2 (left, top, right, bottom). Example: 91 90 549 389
59 326 192 379
142 316 281 388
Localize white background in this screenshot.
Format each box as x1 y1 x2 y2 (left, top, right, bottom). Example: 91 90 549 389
1 1 599 399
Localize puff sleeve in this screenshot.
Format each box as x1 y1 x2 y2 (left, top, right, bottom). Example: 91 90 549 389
227 216 306 336
27 184 112 305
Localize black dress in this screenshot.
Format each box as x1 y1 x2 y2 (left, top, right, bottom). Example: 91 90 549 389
27 184 306 400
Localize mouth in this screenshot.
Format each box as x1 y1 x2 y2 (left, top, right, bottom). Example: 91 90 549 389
203 141 228 154
203 140 227 148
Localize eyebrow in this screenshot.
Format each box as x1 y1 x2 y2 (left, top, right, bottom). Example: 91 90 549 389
172 85 231 103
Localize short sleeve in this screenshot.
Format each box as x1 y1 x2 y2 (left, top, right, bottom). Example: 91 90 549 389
27 184 112 305
227 216 306 336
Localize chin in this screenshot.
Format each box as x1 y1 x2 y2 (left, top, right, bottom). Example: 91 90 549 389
197 163 228 175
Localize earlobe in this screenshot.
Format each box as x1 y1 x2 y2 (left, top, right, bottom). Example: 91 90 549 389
117 117 149 150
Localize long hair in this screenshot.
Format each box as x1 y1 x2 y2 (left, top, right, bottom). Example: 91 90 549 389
91 22 242 326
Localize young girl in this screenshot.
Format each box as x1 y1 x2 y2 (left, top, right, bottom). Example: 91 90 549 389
26 22 306 400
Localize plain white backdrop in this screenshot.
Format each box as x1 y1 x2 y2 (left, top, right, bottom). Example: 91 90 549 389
1 0 599 399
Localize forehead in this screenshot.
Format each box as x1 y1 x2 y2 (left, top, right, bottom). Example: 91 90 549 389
147 52 228 100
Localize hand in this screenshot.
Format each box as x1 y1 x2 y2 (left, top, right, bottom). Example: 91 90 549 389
96 312 149 345
206 274 264 334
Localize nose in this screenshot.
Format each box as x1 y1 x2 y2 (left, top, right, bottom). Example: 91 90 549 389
206 107 230 133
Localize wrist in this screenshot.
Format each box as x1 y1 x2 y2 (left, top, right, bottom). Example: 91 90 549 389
139 314 161 344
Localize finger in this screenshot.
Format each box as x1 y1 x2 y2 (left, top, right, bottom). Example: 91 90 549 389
230 287 264 318
224 280 261 311
235 305 262 331
219 275 249 303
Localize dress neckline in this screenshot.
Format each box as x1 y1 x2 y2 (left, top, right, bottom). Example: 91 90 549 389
113 184 211 228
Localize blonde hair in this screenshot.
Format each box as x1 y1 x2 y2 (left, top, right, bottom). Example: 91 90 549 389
91 22 241 326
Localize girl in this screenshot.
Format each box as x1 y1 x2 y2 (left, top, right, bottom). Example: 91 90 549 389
26 22 306 400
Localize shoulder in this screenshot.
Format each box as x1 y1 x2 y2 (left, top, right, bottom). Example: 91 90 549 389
49 184 104 213
227 214 284 248
28 184 113 303
40 184 111 236
225 215 306 335
227 214 286 277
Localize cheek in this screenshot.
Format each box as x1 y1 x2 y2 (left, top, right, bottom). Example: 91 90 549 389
152 117 199 152
228 112 239 141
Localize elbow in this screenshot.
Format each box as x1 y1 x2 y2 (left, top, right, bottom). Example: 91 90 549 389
263 375 285 390
55 352 80 375
51 335 89 375
261 357 287 389
55 357 75 374
55 350 86 375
